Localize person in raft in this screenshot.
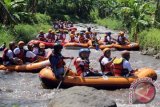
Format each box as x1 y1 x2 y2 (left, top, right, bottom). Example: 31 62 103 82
99 48 116 76
117 31 130 45
49 43 74 79
74 48 103 77
104 32 116 45
111 50 135 77
2 41 19 65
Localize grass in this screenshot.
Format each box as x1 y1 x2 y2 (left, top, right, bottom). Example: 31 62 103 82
139 28 160 50
95 18 123 30
0 28 15 46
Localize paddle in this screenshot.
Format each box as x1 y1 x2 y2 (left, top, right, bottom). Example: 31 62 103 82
56 59 73 89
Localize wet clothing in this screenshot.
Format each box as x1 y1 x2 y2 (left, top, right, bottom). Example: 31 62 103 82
49 53 66 79
25 51 37 63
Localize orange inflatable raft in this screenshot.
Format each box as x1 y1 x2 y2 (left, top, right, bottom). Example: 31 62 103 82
0 60 50 72
64 42 89 49
39 67 157 88
100 43 139 50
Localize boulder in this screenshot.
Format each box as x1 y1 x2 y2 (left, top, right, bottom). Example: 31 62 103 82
48 86 117 107
141 47 157 56
154 52 160 59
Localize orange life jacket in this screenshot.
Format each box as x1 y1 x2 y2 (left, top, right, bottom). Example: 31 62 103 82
74 57 90 76
111 58 124 76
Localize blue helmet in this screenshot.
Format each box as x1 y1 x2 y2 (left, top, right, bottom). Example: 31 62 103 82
106 32 111 36
79 48 90 57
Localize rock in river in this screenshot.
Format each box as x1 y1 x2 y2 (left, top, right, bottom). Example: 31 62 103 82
48 86 117 107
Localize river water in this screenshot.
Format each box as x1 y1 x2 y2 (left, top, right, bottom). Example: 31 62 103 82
0 24 160 107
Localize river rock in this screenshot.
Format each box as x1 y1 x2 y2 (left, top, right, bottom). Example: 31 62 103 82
48 86 117 107
141 47 157 56
154 52 160 59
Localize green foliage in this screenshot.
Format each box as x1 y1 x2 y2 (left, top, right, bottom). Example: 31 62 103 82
139 28 160 50
34 13 51 24
14 24 51 43
0 26 15 45
95 18 123 30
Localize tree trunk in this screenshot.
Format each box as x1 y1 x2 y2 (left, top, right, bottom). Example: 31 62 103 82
155 0 160 23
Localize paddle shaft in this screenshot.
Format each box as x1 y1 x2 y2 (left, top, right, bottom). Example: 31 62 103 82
56 59 72 89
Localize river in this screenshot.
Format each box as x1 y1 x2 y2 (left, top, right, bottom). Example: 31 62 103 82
0 23 160 107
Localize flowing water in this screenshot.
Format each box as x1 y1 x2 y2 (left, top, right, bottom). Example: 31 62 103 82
0 24 160 107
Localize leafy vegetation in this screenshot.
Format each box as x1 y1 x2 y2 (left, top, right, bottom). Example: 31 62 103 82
0 0 160 50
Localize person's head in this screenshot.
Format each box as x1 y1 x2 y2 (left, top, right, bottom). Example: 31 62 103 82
103 48 111 58
85 32 90 35
53 43 63 54
87 27 91 32
39 43 45 50
18 41 25 49
119 31 125 36
51 31 55 35
39 30 44 34
106 32 111 36
27 43 34 51
9 41 16 50
93 32 97 36
70 34 74 38
76 33 80 37
121 50 130 61
79 48 90 59
71 30 75 34
48 29 52 33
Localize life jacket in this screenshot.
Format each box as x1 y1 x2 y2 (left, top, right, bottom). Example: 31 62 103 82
79 36 85 43
111 58 124 76
104 35 111 43
2 48 9 61
49 54 66 69
25 51 37 63
70 38 75 42
73 57 90 76
16 49 27 62
85 34 91 39
117 36 126 45
99 55 112 73
46 33 52 40
37 50 45 57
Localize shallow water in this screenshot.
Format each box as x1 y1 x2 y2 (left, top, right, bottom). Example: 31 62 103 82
0 24 160 107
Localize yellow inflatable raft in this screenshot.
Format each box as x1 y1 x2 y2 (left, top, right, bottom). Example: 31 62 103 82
100 43 139 50
0 60 50 72
39 67 157 88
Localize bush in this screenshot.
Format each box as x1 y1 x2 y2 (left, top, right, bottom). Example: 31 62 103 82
14 24 52 43
14 24 37 43
95 18 123 30
34 13 51 24
139 28 160 50
0 28 15 46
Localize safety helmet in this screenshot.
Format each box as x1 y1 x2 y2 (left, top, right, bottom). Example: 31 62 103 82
106 32 111 36
119 31 124 36
85 32 90 34
51 31 55 34
18 41 25 46
70 34 74 38
39 43 45 49
9 41 16 49
53 43 63 50
48 29 52 32
103 48 110 54
79 48 90 57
